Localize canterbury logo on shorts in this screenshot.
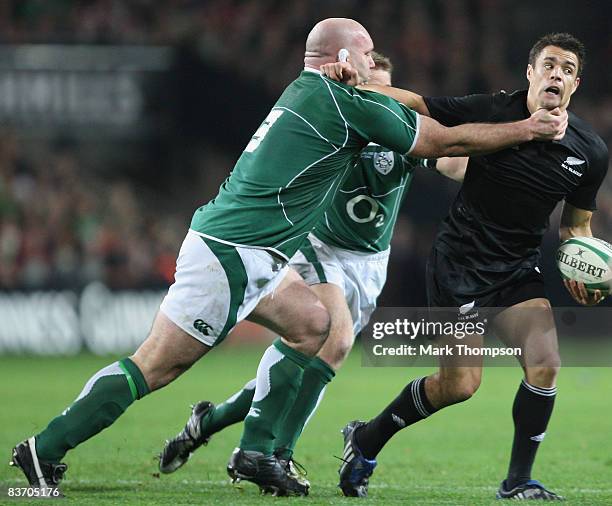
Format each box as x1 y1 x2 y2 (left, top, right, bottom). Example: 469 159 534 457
193 319 213 336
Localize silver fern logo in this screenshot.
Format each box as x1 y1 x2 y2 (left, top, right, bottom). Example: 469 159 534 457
564 156 585 166
561 157 585 176
459 300 475 315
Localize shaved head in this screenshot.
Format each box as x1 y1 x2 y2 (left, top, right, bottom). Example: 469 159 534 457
305 18 369 59
304 18 375 84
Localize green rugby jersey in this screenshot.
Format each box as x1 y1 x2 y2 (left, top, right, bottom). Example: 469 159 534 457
314 144 419 253
190 68 419 260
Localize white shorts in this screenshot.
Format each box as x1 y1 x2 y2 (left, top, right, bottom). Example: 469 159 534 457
160 230 289 347
289 233 389 335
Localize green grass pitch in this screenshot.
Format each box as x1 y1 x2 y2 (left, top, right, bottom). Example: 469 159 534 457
1 347 611 504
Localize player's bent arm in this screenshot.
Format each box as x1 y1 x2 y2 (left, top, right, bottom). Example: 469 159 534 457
359 84 431 116
434 157 468 182
558 202 605 305
409 113 553 158
319 62 430 115
559 202 593 242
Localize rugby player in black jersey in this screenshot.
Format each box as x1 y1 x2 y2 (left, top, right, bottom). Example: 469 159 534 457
322 33 608 500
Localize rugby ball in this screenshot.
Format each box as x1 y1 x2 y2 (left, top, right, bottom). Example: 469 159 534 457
556 237 612 294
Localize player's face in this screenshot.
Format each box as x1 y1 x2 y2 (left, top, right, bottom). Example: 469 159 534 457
348 31 375 84
526 45 580 111
367 68 391 86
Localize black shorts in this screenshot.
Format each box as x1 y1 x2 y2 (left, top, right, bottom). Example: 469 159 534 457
426 248 546 318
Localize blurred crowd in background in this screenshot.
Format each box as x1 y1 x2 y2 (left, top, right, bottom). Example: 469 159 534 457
0 130 185 289
1 0 611 306
2 0 611 97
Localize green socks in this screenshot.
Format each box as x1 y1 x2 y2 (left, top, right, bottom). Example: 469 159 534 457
33 345 335 464
200 379 256 438
275 356 335 459
35 358 149 463
239 339 310 455
203 353 335 457
219 347 335 457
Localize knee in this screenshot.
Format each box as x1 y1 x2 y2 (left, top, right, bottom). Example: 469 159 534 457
524 349 561 387
525 364 560 388
297 307 331 346
331 334 354 364
439 372 481 405
320 331 354 369
315 309 332 344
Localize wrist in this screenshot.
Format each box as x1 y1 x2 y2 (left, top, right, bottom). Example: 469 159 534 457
522 117 536 142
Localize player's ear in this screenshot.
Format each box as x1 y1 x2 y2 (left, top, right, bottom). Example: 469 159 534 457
526 64 533 83
571 76 580 95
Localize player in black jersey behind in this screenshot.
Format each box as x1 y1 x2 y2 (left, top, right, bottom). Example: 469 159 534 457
324 33 608 500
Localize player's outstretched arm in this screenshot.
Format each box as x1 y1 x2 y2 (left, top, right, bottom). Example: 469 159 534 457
409 109 567 158
559 202 605 305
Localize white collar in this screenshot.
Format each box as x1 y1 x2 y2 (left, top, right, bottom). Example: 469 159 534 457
303 67 321 74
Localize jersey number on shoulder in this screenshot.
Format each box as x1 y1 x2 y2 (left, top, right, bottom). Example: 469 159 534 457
346 195 384 227
244 110 284 153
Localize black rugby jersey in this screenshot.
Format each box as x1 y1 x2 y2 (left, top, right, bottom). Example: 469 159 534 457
424 90 608 272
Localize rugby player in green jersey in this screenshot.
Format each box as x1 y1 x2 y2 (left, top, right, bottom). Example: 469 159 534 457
157 52 468 488
10 18 567 497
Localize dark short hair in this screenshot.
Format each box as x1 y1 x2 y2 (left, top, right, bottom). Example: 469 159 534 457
371 51 393 75
528 33 586 76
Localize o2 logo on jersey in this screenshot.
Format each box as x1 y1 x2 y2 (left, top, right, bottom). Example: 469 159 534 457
373 151 394 175
346 195 385 227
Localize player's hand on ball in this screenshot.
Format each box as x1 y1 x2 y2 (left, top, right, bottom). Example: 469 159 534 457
320 62 359 86
563 279 605 305
529 107 568 141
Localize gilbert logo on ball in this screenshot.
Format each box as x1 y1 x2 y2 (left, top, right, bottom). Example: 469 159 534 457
556 237 612 294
